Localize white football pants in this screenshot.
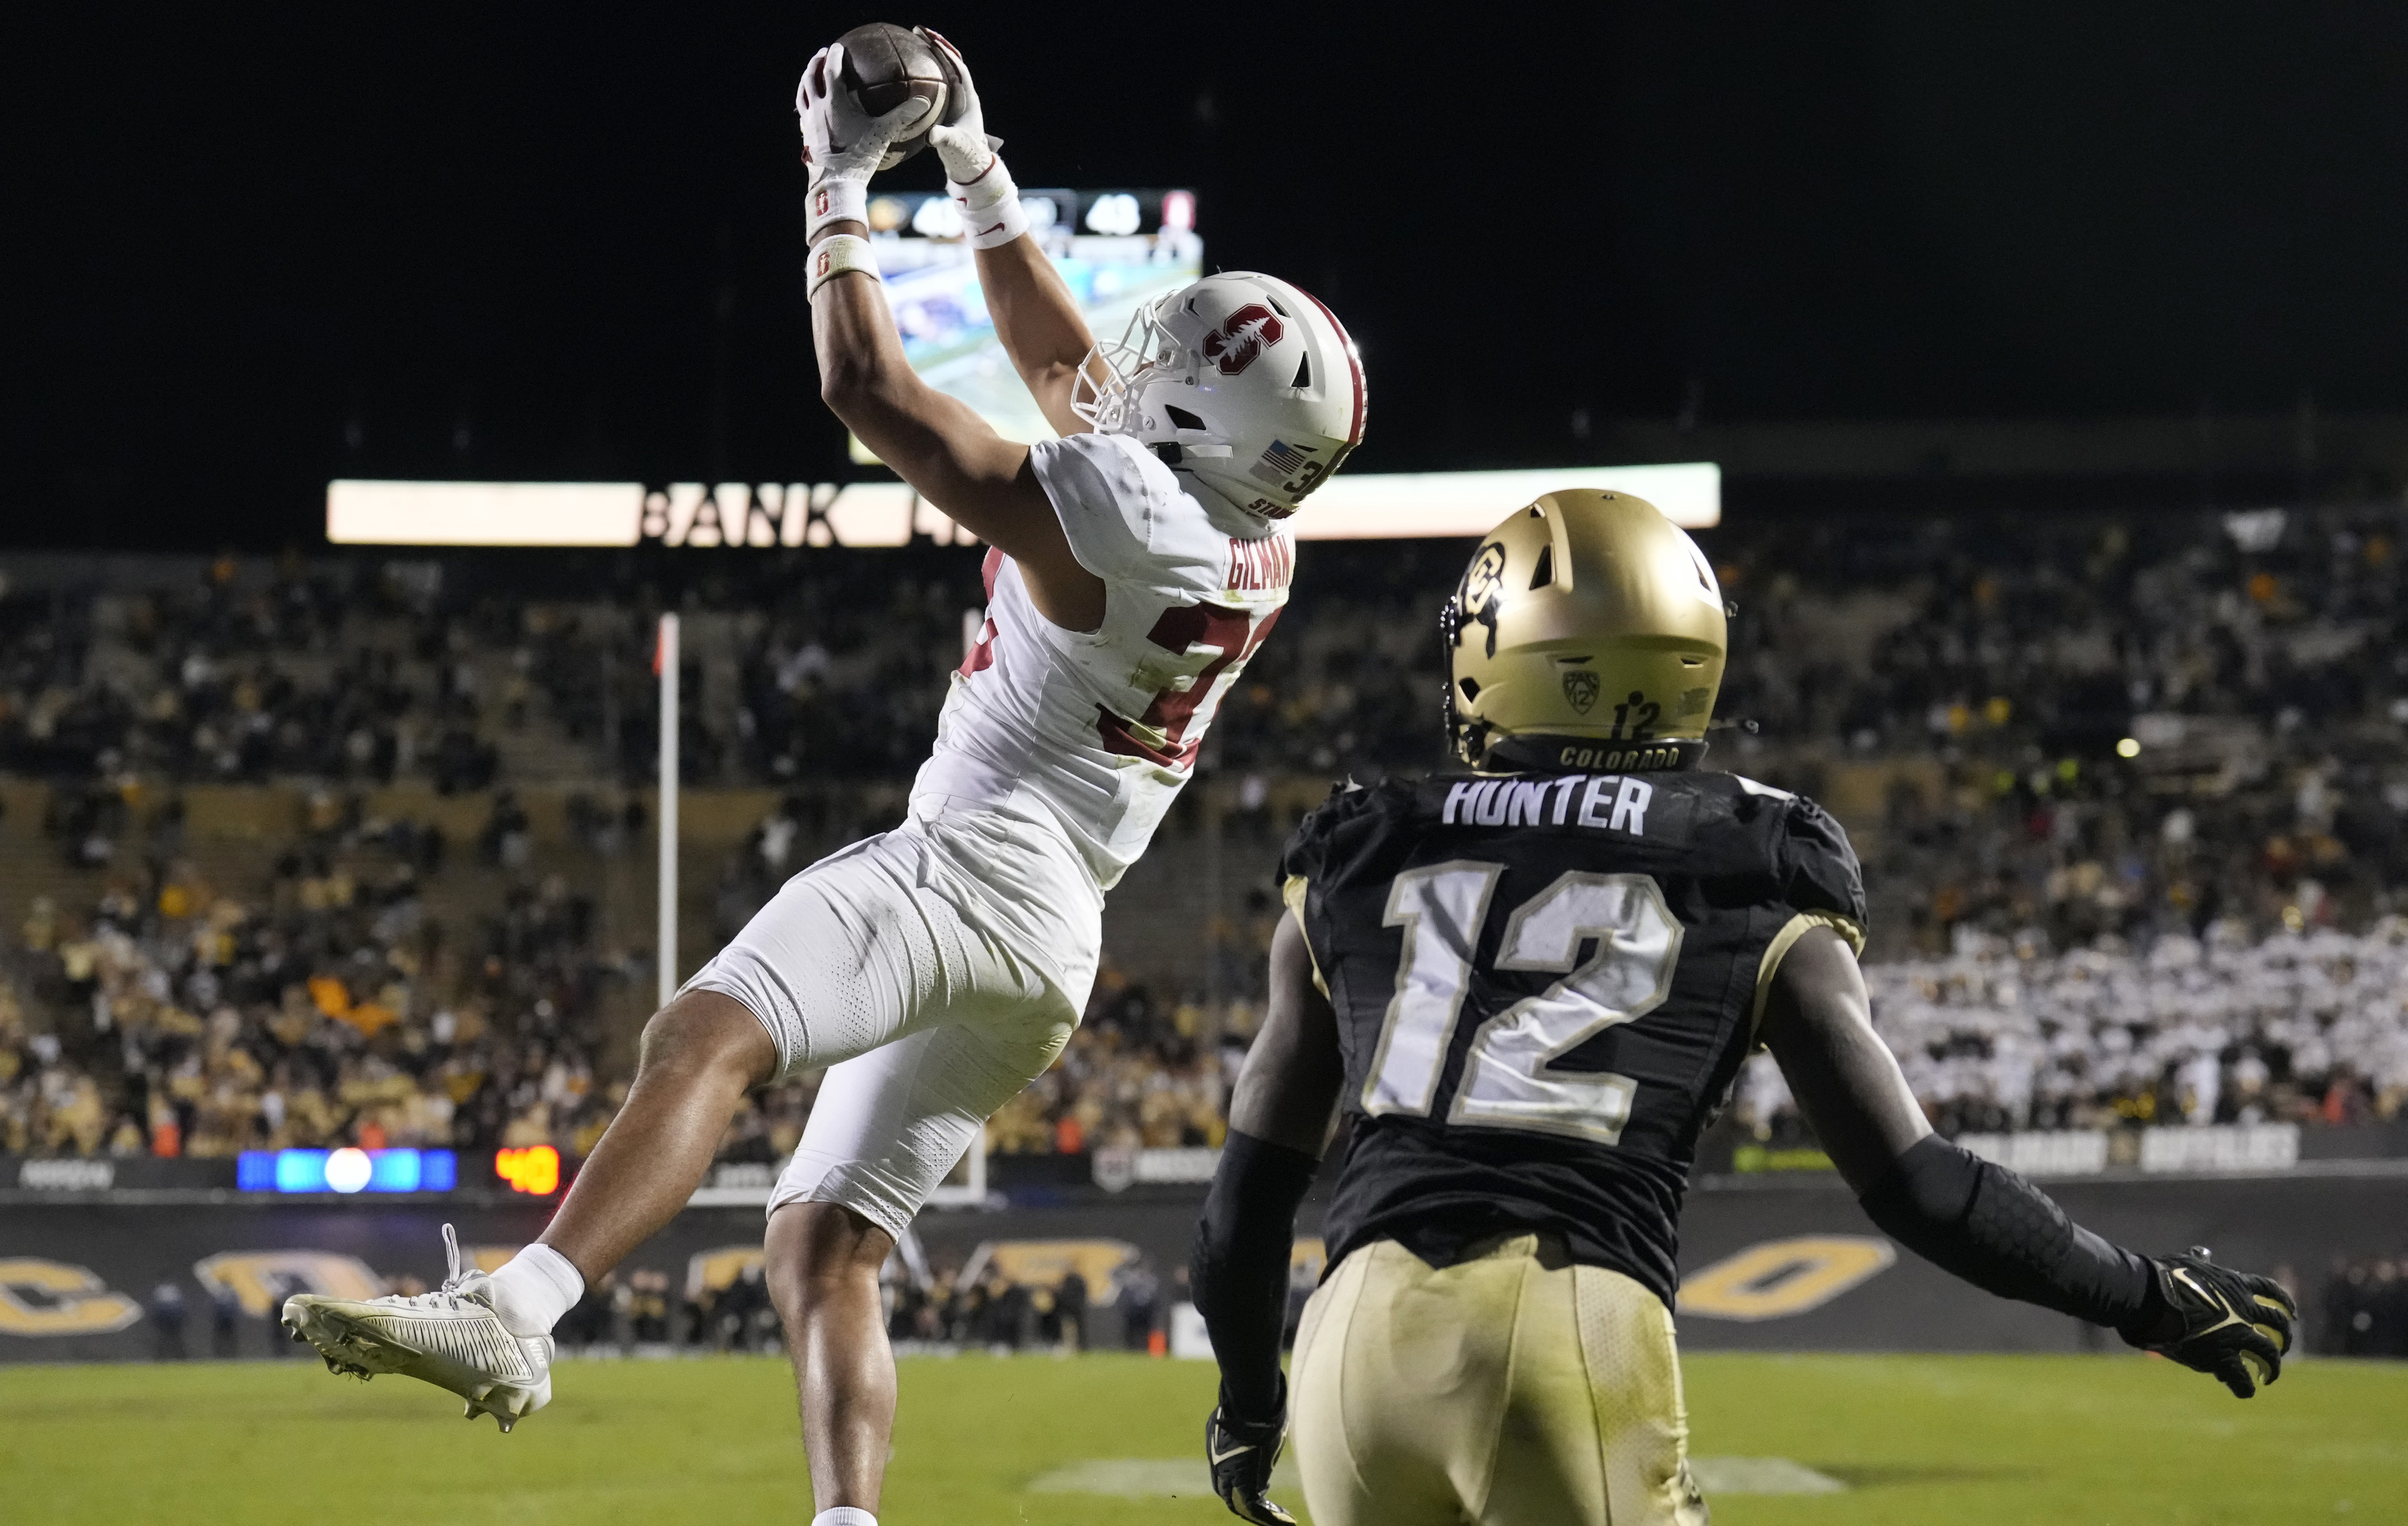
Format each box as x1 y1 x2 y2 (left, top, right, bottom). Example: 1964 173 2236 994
682 803 1100 1239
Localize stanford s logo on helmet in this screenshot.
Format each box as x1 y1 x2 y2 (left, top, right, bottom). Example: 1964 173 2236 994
1202 304 1282 375
1073 271 1365 522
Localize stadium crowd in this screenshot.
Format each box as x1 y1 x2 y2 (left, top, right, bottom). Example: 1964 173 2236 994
0 794 627 1162
1731 921 2408 1144
2322 1253 2408 1358
0 779 1258 1164
11 501 2408 1159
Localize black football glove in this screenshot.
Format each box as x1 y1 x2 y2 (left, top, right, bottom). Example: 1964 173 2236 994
1206 1383 1296 1526
2119 1245 2297 1398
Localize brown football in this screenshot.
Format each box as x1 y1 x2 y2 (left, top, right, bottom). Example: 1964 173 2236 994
832 22 964 171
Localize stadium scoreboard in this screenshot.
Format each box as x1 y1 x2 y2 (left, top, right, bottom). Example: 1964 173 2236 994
228 1147 560 1197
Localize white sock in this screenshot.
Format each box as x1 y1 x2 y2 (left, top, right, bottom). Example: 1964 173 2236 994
484 1243 584 1337
812 1511 877 1526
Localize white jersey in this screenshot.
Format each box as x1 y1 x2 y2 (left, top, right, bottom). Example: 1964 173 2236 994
908 431 1296 890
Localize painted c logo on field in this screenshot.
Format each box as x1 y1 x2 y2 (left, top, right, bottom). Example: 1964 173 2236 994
193 1251 386 1318
1677 1236 1896 1321
687 1245 766 1302
0 1258 143 1337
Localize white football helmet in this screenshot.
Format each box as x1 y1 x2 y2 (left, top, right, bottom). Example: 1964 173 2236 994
1072 271 1365 521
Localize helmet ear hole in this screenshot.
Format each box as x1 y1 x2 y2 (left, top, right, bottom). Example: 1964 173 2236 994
1165 404 1206 431
1292 353 1311 388
1529 545 1554 590
1457 676 1481 702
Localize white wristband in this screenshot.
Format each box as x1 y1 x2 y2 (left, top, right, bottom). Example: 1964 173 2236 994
949 158 1029 249
807 234 879 298
806 176 867 240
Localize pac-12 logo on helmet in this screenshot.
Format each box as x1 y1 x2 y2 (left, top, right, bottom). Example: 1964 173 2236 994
1073 270 1365 522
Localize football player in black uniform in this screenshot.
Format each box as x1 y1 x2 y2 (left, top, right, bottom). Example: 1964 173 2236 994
1190 489 2297 1526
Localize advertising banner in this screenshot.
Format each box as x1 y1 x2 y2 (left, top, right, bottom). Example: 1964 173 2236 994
3 1173 2401 1362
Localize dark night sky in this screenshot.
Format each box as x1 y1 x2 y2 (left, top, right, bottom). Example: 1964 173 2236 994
9 3 2408 549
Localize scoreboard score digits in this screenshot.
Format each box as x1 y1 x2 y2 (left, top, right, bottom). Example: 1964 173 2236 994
495 1146 562 1196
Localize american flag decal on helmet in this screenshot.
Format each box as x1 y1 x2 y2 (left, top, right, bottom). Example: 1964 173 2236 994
1257 439 1316 476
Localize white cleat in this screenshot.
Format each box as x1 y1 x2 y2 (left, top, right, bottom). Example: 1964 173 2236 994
282 1224 553 1433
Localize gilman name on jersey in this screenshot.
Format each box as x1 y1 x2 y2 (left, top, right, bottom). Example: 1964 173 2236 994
1225 534 1295 594
1440 774 1653 836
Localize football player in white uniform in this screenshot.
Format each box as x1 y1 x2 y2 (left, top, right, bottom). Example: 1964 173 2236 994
282 28 1364 1526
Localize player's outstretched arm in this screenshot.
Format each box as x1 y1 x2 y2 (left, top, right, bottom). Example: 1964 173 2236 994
1761 927 2297 1397
1190 913 1341 1525
1225 913 1346 1156
796 46 1103 633
917 29 1099 438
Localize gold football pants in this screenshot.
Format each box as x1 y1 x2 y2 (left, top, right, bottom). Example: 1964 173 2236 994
1289 1234 1710 1526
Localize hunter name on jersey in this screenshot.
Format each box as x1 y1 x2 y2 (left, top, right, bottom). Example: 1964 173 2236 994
1441 773 1657 836
1283 768 1866 1305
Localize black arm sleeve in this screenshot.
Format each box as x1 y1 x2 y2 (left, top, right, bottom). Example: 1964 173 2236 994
1859 1135 2163 1333
1191 1129 1320 1421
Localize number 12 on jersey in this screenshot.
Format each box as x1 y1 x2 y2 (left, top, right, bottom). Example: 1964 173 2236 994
1362 864 1683 1146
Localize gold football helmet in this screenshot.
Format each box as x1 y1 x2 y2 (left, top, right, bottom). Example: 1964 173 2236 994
1442 489 1727 773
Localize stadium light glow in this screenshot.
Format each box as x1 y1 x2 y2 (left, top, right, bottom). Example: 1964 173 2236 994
2117 737 2142 758
326 480 644 546
236 1149 458 1194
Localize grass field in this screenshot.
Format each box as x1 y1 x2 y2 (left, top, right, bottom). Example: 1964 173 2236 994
4 1351 2403 1525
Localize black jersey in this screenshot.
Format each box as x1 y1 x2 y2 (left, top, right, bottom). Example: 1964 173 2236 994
1281 768 1865 1307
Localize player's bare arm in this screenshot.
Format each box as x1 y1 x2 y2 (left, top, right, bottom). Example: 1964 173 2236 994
1226 912 1345 1153
1752 926 1930 1185
1760 925 2299 1398
799 42 1105 634
807 265 1102 632
916 28 1100 438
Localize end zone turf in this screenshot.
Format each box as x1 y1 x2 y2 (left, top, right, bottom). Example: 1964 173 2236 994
1 1351 2400 1525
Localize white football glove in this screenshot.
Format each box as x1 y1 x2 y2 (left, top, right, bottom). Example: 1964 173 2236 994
915 28 997 185
796 42 935 190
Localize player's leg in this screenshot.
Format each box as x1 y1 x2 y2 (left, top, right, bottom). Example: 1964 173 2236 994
1477 1248 1708 1525
276 991 775 1429
534 989 776 1281
1475 1240 1601 1523
530 833 929 1303
766 1202 896 1514
281 832 919 1428
764 998 1074 1516
1288 1239 1495 1526
1573 1264 1709 1526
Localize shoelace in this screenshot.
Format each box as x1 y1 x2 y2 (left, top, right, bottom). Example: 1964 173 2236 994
379 1223 481 1312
